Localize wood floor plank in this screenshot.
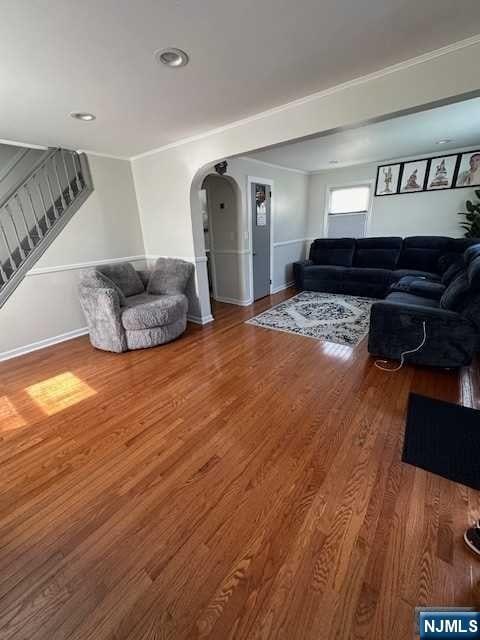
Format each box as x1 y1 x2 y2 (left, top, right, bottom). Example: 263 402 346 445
0 289 478 640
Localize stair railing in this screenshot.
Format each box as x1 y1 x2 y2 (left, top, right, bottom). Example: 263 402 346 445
0 148 93 307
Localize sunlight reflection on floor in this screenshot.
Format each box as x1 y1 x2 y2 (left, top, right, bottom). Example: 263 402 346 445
0 396 26 431
25 372 96 416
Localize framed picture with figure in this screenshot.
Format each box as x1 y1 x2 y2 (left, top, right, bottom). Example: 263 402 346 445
454 151 480 188
375 163 401 196
426 154 459 191
399 160 428 193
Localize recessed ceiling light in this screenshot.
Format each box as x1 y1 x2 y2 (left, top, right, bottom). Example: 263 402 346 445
155 47 189 68
436 139 452 145
70 112 96 122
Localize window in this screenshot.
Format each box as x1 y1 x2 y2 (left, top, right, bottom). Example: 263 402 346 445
326 184 371 238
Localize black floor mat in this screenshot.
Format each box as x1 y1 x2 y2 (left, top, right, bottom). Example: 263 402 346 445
403 393 480 490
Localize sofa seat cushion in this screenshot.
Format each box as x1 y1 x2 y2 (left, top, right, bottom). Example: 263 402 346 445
342 267 392 284
390 277 445 300
121 293 188 330
385 292 440 309
309 238 355 267
391 269 440 282
98 262 144 297
303 265 346 281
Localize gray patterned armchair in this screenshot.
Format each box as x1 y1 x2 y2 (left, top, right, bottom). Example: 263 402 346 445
79 258 194 352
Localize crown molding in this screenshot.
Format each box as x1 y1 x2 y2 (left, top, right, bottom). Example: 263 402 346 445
0 137 48 150
308 142 480 175
76 149 131 161
236 156 309 175
130 34 480 161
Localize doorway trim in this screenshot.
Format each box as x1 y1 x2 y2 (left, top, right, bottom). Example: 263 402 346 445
247 176 274 301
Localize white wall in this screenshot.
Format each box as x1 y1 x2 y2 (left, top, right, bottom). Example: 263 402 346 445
132 39 480 319
0 155 146 358
307 147 479 240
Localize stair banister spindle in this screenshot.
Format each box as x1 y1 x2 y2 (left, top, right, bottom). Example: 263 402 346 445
13 193 33 250
24 182 44 239
5 203 26 260
0 255 8 282
34 174 51 230
52 154 67 211
73 152 84 188
44 165 59 219
0 213 16 274
61 150 74 202
69 151 82 193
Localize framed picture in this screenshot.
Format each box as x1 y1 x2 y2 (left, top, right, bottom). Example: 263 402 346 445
399 160 428 193
375 163 401 196
454 150 480 188
426 154 459 191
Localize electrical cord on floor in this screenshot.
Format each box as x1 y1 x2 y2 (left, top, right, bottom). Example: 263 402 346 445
375 320 427 372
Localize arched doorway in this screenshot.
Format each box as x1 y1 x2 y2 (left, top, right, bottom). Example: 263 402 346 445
189 165 248 321
201 174 246 306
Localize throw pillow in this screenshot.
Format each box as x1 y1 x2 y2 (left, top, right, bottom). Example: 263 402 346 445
99 262 144 297
148 258 194 295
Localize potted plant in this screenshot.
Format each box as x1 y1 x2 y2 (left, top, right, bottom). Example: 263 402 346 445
458 190 480 237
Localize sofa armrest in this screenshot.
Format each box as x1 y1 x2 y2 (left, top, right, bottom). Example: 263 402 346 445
368 301 478 367
79 286 127 353
293 260 313 288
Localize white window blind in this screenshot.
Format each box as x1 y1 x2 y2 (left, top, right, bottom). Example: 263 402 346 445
327 185 370 238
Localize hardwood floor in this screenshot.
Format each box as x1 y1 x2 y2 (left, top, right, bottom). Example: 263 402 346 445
0 288 479 639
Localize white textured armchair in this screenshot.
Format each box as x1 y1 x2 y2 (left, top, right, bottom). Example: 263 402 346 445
79 258 194 352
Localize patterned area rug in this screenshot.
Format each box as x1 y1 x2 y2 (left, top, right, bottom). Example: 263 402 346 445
246 291 377 346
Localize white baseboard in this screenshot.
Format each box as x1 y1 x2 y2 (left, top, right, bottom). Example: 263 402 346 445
271 281 295 294
0 314 217 361
0 326 89 362
214 296 253 307
187 313 214 325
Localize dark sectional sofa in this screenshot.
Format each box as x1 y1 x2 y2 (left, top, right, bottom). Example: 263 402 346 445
293 236 480 368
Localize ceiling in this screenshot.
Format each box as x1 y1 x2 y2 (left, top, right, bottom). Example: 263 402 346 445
1 1 480 158
247 98 480 172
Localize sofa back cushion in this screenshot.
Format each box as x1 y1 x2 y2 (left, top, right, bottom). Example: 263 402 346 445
398 236 451 273
439 272 470 310
353 237 402 269
438 238 480 273
98 262 144 297
147 257 194 295
309 238 355 267
441 259 465 286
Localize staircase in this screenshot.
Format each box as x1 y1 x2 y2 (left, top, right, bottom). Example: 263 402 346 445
0 148 93 308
